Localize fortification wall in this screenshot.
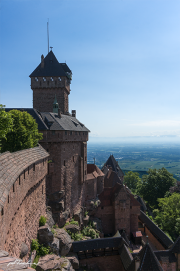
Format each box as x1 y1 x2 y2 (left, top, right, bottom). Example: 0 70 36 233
0 146 49 258
40 131 88 215
79 255 125 271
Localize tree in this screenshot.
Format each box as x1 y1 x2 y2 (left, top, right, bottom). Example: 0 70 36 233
124 171 141 193
136 168 176 208
153 193 180 240
1 109 43 153
0 105 13 151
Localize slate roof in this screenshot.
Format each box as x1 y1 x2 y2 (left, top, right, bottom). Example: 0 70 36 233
40 112 90 132
29 50 72 78
5 109 90 132
139 211 174 249
5 108 48 130
136 195 147 212
119 244 133 270
0 145 49 211
137 243 163 271
102 154 124 178
170 236 180 253
72 237 124 253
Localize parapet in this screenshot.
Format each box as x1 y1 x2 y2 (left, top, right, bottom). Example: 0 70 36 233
0 145 49 212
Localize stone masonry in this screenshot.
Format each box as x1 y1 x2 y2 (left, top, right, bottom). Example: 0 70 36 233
0 146 49 258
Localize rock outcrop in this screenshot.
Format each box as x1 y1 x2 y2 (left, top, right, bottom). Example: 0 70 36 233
55 228 72 256
36 254 74 271
38 225 54 245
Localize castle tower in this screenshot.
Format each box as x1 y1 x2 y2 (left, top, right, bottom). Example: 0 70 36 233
29 50 72 113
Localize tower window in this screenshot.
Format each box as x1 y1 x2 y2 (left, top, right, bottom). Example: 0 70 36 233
8 195 9 203
73 156 74 162
64 160 66 166
42 185 44 194
1 208 4 216
13 184 15 192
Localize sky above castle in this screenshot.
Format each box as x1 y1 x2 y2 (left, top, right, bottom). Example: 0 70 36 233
0 0 180 142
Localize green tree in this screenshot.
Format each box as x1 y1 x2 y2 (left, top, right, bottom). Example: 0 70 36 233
136 168 176 208
0 105 13 151
153 193 180 240
1 109 42 153
124 171 141 193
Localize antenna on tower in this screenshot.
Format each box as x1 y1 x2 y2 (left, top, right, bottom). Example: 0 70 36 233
47 19 49 53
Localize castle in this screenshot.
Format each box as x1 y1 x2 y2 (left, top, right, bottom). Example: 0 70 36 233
1 50 180 271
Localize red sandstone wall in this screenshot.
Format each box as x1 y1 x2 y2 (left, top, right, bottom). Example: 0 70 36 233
138 219 165 250
130 206 140 233
0 159 48 258
79 255 125 271
40 131 88 215
94 206 115 234
114 188 130 237
31 76 70 113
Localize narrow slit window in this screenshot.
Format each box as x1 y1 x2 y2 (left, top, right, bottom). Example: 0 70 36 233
64 160 66 166
13 184 15 192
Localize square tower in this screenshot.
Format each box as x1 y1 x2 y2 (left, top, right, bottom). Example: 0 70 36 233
29 50 72 113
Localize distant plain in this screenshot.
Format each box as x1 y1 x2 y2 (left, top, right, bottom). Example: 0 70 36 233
87 142 180 180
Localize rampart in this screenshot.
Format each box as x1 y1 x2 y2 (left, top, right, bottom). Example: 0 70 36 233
0 145 49 258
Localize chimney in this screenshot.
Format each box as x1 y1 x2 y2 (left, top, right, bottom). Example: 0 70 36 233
72 110 76 117
41 54 44 68
58 108 61 118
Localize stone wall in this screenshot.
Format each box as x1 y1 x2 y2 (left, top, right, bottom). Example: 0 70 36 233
79 255 125 271
138 219 166 251
31 76 70 113
0 146 49 258
40 130 88 215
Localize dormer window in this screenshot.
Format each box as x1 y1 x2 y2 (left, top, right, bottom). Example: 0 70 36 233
58 77 61 81
35 77 38 81
43 77 46 82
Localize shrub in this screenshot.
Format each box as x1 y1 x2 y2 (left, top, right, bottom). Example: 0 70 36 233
84 211 88 217
31 239 39 251
39 215 46 227
53 224 58 229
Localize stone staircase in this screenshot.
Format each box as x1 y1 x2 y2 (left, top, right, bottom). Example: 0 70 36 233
0 250 34 271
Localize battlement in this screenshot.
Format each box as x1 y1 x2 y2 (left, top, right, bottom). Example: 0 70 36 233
30 76 71 93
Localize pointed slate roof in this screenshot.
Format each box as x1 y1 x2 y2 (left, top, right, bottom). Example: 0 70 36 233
170 236 180 253
102 154 124 178
137 243 163 271
29 50 72 78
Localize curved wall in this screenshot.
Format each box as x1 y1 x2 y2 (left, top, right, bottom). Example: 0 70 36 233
0 146 49 258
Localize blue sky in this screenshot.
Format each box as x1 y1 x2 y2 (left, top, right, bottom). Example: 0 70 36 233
0 0 180 142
